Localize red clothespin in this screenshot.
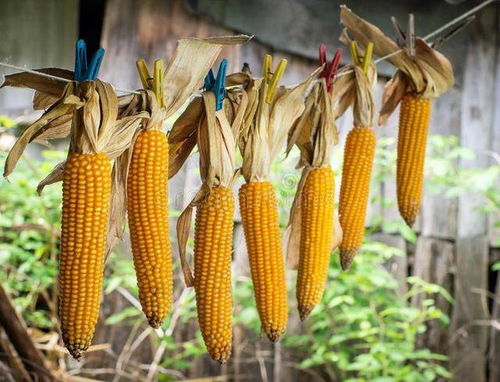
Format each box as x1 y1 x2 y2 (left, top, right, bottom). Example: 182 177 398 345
318 44 343 93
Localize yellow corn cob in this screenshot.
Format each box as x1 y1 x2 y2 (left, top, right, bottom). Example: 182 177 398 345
239 181 287 340
194 186 234 363
296 167 335 320
397 93 431 227
59 152 112 359
127 130 172 328
339 127 376 270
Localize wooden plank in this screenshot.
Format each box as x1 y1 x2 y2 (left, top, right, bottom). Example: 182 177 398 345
449 237 489 382
457 9 496 238
421 88 461 240
0 0 78 115
488 265 500 382
412 237 454 354
370 233 407 296
488 5 500 249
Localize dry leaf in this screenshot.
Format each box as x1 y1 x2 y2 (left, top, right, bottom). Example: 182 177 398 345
332 62 377 128
3 82 82 177
1 68 71 97
340 5 454 123
238 67 320 183
163 35 251 119
284 167 312 269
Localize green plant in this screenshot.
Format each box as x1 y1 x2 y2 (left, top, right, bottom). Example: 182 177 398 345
0 149 63 328
282 242 452 381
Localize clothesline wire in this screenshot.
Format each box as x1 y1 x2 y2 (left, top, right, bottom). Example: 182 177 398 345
0 62 140 95
368 0 496 67
0 0 496 94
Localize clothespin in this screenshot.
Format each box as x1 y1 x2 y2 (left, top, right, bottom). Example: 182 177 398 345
318 44 343 93
74 39 105 82
350 41 373 76
204 59 227 111
262 55 287 104
391 14 415 56
136 59 165 108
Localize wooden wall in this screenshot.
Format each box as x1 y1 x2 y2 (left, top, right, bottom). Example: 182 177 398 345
0 0 78 116
99 1 500 381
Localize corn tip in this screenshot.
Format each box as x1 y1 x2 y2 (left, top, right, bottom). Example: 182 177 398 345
148 316 164 329
340 249 357 270
298 305 313 321
266 328 284 342
403 215 416 228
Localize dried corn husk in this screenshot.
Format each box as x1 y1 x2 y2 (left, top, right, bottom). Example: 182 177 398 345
232 67 320 183
174 88 248 287
340 5 454 124
331 60 377 127
284 75 346 269
1 35 252 145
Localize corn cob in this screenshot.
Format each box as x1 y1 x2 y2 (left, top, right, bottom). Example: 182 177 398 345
59 152 112 359
338 127 376 270
397 93 431 227
194 186 234 363
127 129 172 328
296 167 335 320
239 181 287 340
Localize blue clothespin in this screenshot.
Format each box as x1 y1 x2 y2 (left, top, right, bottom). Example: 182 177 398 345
203 59 227 111
74 39 105 82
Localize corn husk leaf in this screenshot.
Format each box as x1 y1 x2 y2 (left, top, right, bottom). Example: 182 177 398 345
283 166 312 269
37 161 66 194
163 35 250 119
3 82 83 177
237 67 320 183
340 5 454 124
31 113 73 145
287 79 337 169
1 68 71 97
168 96 204 178
168 85 248 180
33 91 60 110
331 62 377 128
378 70 409 125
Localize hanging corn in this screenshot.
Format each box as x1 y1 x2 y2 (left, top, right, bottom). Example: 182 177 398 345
172 59 248 363
285 46 342 320
233 57 318 333
340 6 454 227
333 40 377 270
2 75 144 359
118 36 251 329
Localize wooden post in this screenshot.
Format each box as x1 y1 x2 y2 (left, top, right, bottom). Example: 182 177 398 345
0 286 54 381
449 7 497 382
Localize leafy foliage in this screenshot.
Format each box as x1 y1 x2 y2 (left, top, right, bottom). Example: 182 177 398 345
0 150 63 328
280 242 452 381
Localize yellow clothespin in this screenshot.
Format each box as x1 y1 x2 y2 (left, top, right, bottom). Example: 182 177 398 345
136 59 165 108
153 60 164 108
350 41 373 76
262 54 287 104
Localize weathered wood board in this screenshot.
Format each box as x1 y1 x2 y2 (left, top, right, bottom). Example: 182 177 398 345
0 0 78 115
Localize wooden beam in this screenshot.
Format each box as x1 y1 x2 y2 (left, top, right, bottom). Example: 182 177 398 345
0 286 54 381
